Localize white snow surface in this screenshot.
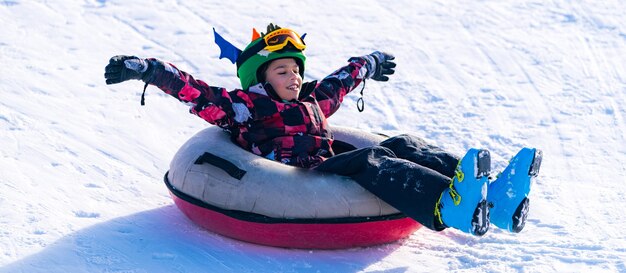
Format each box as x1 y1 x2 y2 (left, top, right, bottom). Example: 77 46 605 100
1 0 626 272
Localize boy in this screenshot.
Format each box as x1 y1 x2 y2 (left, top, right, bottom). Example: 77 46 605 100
105 24 541 236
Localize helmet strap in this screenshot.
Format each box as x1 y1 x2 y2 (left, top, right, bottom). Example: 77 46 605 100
263 82 282 101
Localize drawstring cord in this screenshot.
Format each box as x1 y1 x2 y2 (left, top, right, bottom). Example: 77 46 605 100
141 82 149 106
356 79 366 112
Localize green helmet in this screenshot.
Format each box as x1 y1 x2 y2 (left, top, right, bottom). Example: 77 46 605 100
236 38 306 90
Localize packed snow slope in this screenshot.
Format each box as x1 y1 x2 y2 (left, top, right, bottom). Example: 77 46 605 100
1 0 625 272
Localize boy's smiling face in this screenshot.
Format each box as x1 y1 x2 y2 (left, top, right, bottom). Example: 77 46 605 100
264 58 302 101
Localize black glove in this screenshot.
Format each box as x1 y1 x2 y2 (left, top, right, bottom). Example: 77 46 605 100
104 55 152 85
362 51 396 81
261 23 281 36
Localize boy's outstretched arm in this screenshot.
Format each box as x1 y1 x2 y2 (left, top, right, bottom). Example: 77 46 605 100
104 55 250 129
314 51 396 117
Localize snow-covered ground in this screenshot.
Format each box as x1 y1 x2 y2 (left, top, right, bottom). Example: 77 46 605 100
1 0 625 272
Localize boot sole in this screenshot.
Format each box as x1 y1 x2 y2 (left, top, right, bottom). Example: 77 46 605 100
529 149 543 177
511 197 530 233
472 199 490 236
472 149 491 236
477 149 491 179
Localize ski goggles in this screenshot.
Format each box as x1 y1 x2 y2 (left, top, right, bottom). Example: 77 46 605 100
237 28 306 68
263 28 306 52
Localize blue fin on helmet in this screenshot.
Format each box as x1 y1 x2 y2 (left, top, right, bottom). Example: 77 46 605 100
213 28 242 64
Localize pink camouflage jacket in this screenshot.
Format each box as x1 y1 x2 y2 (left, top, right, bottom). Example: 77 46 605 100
145 57 369 168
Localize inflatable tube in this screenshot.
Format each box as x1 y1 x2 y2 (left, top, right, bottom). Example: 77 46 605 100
165 126 421 249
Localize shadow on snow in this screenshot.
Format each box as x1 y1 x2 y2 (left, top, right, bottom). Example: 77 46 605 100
2 205 408 273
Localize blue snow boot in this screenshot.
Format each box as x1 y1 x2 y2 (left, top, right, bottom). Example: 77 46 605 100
436 148 491 236
488 148 542 233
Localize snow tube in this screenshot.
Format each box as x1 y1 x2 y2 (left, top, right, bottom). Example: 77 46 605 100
164 126 421 249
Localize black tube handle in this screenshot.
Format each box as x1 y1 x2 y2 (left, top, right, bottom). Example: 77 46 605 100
194 152 247 180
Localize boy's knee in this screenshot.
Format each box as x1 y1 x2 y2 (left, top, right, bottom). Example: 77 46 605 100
369 146 396 158
382 134 427 148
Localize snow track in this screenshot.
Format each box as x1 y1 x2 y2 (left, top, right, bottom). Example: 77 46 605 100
1 0 625 272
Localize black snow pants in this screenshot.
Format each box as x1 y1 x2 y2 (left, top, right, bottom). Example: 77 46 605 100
315 134 459 230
